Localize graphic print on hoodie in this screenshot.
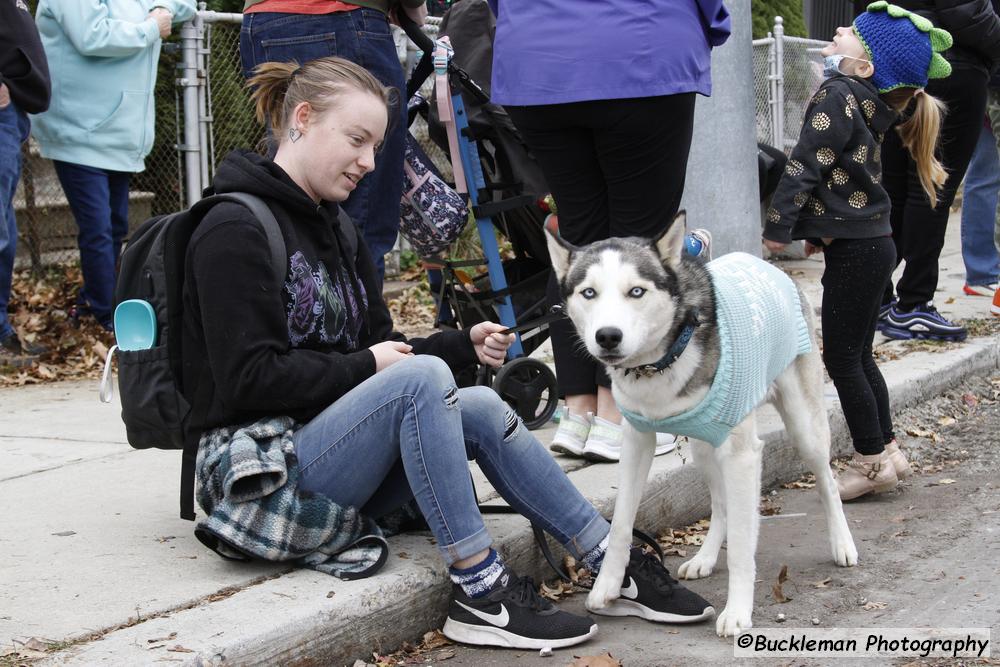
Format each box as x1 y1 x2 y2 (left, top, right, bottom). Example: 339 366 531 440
286 251 369 349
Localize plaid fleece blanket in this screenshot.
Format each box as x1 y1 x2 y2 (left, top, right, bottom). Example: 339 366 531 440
193 416 389 579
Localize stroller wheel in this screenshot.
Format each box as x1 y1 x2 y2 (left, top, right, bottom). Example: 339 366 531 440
491 357 558 431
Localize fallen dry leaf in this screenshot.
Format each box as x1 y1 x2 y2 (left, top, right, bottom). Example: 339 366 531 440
569 653 622 667
962 393 979 409
420 630 453 650
772 564 792 603
937 416 956 426
147 632 178 643
931 478 957 486
166 645 194 653
812 577 831 589
905 427 933 438
863 601 887 610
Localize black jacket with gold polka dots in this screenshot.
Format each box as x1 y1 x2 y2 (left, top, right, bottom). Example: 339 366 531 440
763 75 898 245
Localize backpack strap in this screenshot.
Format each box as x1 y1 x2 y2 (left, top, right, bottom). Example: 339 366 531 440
179 192 288 521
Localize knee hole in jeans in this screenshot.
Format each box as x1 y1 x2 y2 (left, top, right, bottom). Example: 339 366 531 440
443 385 459 409
503 407 520 441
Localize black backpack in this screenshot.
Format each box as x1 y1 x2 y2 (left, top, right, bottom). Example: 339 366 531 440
108 193 286 519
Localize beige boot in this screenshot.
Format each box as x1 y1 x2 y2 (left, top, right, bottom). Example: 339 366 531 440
884 440 912 479
837 452 898 501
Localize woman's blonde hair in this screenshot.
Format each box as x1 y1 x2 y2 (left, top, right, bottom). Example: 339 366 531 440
882 87 948 208
246 57 396 140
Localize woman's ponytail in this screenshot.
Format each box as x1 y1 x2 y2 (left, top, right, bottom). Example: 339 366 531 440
894 89 948 208
247 61 298 134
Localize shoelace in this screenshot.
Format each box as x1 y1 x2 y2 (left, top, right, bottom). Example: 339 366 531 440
632 551 678 594
504 575 552 610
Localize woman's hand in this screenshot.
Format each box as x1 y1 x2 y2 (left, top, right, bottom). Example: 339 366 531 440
369 341 413 372
148 7 172 39
804 240 823 256
0 84 9 110
470 322 515 368
763 238 787 254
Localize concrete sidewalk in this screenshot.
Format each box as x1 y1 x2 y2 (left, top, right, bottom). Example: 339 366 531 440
1 218 998 666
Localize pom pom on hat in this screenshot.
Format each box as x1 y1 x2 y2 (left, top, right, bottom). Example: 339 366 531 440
853 1 952 92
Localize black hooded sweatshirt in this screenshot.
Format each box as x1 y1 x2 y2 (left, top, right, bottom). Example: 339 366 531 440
763 75 898 244
181 149 477 436
0 0 51 114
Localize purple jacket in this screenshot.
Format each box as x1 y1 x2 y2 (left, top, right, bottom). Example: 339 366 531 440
487 0 731 106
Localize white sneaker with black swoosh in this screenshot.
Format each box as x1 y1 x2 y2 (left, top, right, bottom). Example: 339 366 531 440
591 548 715 624
442 566 598 649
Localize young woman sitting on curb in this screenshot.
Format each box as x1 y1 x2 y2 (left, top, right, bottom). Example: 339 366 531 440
181 56 713 650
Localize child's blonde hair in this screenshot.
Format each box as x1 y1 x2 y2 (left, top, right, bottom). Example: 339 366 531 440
882 87 947 208
246 57 395 138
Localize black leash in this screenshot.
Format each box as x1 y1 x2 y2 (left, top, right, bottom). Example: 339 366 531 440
476 477 664 584
499 304 567 336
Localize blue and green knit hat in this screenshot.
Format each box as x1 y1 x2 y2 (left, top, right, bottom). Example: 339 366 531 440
852 1 953 92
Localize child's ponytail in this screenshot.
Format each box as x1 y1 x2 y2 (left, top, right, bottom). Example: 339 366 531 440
892 89 948 208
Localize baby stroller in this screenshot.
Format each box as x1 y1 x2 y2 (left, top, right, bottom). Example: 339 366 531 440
399 10 559 430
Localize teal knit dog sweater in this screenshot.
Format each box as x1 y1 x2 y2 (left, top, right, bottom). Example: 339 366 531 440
620 253 812 446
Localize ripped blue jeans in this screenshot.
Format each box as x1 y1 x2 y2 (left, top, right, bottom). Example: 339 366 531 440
294 355 608 565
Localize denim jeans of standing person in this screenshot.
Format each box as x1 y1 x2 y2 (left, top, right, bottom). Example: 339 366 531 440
293 355 610 564
986 89 1000 261
239 9 406 282
0 102 31 343
52 160 130 330
959 122 1000 288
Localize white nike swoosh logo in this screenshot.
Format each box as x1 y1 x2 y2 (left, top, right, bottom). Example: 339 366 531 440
621 577 639 599
456 600 510 628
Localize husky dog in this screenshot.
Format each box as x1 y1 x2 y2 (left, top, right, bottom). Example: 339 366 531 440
545 213 857 637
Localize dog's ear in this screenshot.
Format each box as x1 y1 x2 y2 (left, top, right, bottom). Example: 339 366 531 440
652 211 688 267
545 225 576 282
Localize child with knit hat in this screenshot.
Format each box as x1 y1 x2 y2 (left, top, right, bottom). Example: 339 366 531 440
762 2 952 500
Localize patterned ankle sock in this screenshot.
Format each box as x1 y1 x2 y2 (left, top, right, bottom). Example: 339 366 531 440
580 532 610 573
449 548 505 599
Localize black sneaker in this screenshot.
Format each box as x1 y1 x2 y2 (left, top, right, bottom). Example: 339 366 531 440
883 301 967 341
442 566 598 649
591 548 715 623
0 332 43 368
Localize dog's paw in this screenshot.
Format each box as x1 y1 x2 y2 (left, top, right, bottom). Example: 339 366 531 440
716 605 753 637
832 536 859 567
585 573 621 611
678 555 716 580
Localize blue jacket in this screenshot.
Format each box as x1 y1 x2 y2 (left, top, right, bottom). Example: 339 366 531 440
487 0 731 106
30 0 196 173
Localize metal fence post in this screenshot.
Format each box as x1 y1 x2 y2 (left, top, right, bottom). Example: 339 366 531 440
195 3 211 196
179 18 202 208
773 16 786 152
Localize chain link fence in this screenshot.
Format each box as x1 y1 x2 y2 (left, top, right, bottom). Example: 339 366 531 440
752 18 828 151
15 12 822 274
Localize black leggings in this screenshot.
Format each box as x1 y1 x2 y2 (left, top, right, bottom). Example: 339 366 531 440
881 67 988 309
506 94 696 395
821 237 897 455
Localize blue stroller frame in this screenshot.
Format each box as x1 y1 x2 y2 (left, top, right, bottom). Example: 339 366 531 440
401 17 559 429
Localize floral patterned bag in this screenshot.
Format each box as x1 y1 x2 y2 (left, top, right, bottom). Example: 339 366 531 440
399 133 470 257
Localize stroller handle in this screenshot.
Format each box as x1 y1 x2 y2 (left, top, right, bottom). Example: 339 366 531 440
398 13 436 100
398 13 436 58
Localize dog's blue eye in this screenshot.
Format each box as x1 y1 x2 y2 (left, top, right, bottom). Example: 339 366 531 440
629 287 646 298
581 288 596 299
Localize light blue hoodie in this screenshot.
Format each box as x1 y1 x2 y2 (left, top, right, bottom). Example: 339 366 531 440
31 0 196 173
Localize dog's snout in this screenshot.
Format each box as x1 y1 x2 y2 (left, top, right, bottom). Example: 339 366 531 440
595 327 623 350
